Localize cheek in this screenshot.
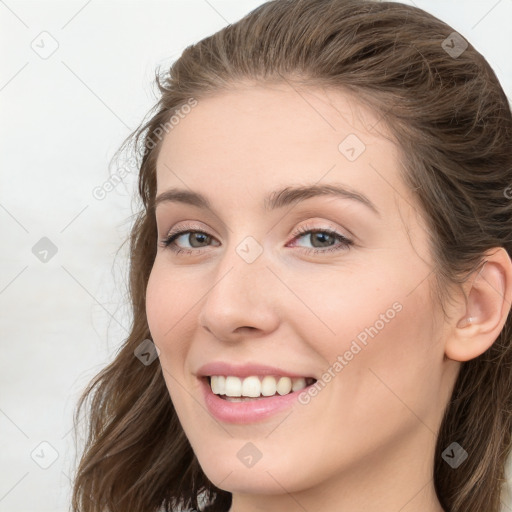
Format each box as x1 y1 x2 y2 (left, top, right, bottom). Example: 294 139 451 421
298 260 440 416
145 264 168 340
146 260 190 336
145 263 195 413
288 262 406 354
324 286 439 436
145 262 192 367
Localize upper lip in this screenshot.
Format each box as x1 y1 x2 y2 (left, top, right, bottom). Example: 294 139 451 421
196 361 316 380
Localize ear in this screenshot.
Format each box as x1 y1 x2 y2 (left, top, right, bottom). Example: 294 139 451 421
445 247 512 362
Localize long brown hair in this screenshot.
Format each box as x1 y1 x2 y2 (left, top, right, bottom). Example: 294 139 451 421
71 1 512 511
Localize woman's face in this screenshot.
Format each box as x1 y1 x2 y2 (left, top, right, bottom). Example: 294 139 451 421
146 83 457 507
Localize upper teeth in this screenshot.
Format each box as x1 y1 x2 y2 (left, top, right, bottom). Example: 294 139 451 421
210 375 313 397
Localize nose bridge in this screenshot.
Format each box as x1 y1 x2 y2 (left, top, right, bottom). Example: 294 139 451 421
197 236 279 339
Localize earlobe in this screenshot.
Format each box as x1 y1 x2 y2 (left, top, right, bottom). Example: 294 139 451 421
445 247 512 362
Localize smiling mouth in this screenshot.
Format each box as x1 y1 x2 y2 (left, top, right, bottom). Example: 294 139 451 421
205 375 317 401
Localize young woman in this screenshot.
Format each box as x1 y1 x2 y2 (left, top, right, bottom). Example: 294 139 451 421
71 1 512 511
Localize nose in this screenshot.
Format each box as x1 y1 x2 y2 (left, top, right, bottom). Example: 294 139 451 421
197 244 281 343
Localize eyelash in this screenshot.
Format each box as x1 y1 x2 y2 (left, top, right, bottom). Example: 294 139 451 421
159 222 353 256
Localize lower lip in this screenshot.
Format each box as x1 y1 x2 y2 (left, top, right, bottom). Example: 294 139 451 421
200 377 312 424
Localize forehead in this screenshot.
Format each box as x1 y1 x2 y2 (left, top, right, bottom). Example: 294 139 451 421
154 83 412 218
157 82 390 164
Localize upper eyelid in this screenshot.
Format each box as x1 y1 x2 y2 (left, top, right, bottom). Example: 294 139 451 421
163 221 219 240
163 221 348 237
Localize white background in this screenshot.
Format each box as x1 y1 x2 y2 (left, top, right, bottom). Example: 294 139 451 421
1 1 511 511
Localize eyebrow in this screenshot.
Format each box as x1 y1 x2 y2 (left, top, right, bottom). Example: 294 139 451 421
154 183 379 216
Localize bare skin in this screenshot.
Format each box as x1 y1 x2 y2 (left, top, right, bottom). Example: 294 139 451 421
145 82 512 512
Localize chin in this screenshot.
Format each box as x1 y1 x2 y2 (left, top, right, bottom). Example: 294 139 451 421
197 452 312 495
208 469 295 495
